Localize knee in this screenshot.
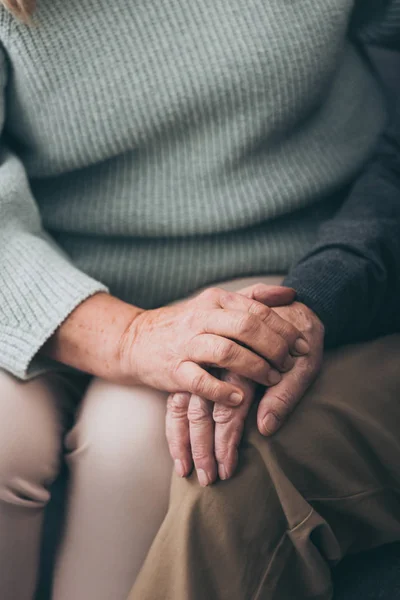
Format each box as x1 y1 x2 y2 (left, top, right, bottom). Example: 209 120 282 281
174 445 279 533
66 379 172 484
0 374 61 507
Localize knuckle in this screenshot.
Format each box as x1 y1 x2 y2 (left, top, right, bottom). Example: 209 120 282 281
270 339 290 364
191 447 209 462
181 311 196 331
184 310 208 336
251 283 268 297
210 340 226 363
205 384 221 402
219 291 237 305
236 313 256 336
303 319 314 334
296 307 317 334
167 393 190 414
248 300 271 320
213 340 237 365
188 401 210 423
188 408 208 424
213 406 233 424
200 287 221 303
192 375 221 402
191 372 209 395
253 355 270 377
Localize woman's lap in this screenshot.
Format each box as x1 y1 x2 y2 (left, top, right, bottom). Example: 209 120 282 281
0 369 172 599
51 379 173 600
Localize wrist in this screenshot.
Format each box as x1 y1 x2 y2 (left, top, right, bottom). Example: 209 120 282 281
283 249 366 348
115 307 151 385
42 292 144 381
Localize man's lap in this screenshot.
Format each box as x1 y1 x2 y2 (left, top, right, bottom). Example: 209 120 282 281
130 334 400 600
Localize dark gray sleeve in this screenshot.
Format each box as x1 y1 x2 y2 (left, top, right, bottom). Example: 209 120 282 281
352 0 400 50
283 97 400 347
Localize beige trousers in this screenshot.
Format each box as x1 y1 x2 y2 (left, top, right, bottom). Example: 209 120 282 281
0 373 173 600
0 275 281 600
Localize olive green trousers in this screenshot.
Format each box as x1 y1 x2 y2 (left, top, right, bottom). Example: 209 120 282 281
129 334 400 600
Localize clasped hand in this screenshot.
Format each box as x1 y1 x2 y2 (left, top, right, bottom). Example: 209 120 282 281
163 283 324 486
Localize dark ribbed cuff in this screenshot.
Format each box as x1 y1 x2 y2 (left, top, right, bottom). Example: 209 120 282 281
283 249 373 348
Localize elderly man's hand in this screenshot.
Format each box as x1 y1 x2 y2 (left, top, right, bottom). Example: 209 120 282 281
256 301 324 436
166 283 308 486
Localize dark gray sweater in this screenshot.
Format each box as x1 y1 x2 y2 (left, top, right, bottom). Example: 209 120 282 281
284 45 400 347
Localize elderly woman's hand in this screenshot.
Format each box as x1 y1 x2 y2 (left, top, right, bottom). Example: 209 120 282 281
166 372 256 485
119 285 308 406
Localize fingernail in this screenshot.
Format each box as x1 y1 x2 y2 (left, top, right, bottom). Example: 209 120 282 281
197 469 210 487
262 413 279 436
283 355 294 371
218 463 228 481
174 459 186 478
230 392 243 406
294 338 310 355
268 370 281 386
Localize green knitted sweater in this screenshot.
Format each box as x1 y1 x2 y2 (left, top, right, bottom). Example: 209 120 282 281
0 0 397 378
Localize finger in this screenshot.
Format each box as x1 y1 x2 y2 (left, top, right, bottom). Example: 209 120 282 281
176 361 246 406
217 293 306 358
188 334 283 386
238 284 296 307
201 309 307 371
188 394 217 487
245 286 310 356
166 392 193 477
213 372 256 481
257 353 322 436
198 287 306 358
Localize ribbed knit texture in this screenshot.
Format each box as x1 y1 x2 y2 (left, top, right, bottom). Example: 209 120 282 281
0 0 398 378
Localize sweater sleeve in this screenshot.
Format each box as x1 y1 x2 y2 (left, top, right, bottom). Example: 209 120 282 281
0 52 108 379
283 97 400 348
351 0 400 50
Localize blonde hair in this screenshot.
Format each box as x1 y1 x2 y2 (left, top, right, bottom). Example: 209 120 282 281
1 0 35 21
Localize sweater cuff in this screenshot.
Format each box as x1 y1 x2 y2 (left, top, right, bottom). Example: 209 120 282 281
0 232 108 379
283 249 373 348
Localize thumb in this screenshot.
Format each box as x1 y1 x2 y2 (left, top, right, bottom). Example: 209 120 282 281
238 283 296 307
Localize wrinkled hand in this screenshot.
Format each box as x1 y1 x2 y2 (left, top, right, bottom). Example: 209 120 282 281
121 285 307 406
256 300 324 436
166 283 308 485
166 372 256 486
